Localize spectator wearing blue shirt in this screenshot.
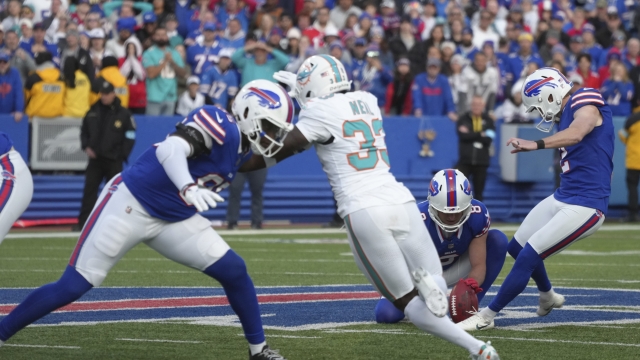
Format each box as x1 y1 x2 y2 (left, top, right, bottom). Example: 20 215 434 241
218 18 246 51
353 48 393 108
199 48 238 110
601 62 635 117
186 22 221 79
20 23 58 61
174 0 193 39
350 37 367 83
216 0 250 33
457 27 479 62
623 38 640 71
582 23 603 71
412 58 457 121
506 32 544 85
0 51 24 122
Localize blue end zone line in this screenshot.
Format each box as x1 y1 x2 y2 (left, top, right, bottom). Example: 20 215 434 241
6 224 640 239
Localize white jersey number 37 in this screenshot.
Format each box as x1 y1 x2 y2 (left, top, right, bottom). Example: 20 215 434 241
343 119 390 171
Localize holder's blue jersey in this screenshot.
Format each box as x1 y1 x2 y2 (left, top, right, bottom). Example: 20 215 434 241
554 87 614 215
0 132 12 155
122 106 250 222
417 199 490 270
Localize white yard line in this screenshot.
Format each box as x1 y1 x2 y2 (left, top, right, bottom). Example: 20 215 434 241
3 343 80 349
115 338 203 344
6 223 640 240
478 336 640 348
237 334 321 339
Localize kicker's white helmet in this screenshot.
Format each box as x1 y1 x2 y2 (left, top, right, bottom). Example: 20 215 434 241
232 80 294 157
427 169 474 232
521 67 573 132
295 54 351 107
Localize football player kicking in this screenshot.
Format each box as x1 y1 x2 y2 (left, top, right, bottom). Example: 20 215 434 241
374 170 508 326
0 132 33 245
458 67 614 331
238 55 499 359
0 80 293 360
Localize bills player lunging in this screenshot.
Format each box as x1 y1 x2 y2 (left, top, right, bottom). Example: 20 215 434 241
0 132 33 245
374 170 508 325
458 67 614 331
0 81 293 360
239 55 499 359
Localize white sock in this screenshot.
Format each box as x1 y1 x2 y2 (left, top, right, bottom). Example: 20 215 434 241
0 340 4 347
539 288 556 301
405 277 484 354
479 307 498 321
249 341 267 355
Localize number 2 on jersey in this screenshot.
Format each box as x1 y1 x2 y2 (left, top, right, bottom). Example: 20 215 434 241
343 119 390 171
559 147 570 173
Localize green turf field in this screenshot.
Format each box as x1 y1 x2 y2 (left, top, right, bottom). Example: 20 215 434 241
1 226 640 359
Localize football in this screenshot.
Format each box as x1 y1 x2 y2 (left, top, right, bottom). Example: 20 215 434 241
449 279 479 323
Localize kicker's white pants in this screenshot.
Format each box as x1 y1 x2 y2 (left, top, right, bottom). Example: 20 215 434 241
0 150 33 244
70 174 230 286
344 202 443 301
514 194 604 259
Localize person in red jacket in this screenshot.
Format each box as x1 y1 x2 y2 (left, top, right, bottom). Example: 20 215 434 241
118 41 146 114
385 58 413 115
575 53 601 89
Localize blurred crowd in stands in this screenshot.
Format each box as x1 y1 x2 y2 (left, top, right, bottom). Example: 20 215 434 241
0 0 638 122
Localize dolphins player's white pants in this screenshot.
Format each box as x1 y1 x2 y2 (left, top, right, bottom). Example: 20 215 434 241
514 194 604 259
344 202 442 302
0 150 33 243
70 174 230 286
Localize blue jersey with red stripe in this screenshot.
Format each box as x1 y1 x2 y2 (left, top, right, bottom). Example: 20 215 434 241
0 132 12 155
417 199 491 270
554 87 614 214
122 106 251 222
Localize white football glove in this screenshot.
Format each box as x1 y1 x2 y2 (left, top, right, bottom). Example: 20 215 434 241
182 184 224 212
273 71 299 98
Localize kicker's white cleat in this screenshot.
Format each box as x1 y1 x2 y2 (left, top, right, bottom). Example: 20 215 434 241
411 268 448 317
470 341 500 360
537 292 565 316
456 313 495 331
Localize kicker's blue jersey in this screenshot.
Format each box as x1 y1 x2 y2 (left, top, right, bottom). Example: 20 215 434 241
554 87 614 215
122 106 251 222
199 65 239 107
0 132 12 155
186 41 222 78
417 199 491 270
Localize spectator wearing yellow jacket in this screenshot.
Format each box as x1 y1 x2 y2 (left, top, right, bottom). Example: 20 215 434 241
24 51 65 118
619 111 640 222
62 57 91 118
90 56 129 108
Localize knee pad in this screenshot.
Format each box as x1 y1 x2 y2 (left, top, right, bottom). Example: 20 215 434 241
375 297 405 324
507 237 524 259
203 250 248 284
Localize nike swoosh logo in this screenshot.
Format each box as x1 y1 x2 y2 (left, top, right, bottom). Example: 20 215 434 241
476 323 491 330
215 113 224 124
543 302 555 311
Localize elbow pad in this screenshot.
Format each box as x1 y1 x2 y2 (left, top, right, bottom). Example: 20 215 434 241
170 123 211 158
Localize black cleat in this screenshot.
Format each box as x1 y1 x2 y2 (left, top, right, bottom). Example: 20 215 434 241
249 345 286 360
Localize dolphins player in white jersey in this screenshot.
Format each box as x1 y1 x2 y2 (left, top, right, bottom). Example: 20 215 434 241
238 55 499 359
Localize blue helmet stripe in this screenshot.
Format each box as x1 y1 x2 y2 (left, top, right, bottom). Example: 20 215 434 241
319 55 342 83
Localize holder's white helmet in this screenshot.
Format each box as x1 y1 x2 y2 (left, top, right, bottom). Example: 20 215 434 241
427 169 474 232
232 80 294 157
521 67 573 132
295 54 351 107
